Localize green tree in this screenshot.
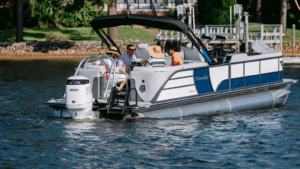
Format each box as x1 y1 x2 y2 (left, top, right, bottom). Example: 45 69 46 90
107 0 119 40
236 0 256 22
198 0 237 25
0 0 107 29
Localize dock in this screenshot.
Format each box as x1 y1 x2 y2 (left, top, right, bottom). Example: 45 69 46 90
283 57 300 66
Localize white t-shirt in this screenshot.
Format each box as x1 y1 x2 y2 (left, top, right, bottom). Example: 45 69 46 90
102 58 126 82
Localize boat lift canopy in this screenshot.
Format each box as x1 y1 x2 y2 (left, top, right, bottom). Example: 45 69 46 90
91 14 214 64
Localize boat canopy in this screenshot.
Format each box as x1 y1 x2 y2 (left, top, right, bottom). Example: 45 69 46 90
91 14 189 34
91 14 215 64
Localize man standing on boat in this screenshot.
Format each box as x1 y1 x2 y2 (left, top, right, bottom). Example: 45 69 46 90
117 44 136 90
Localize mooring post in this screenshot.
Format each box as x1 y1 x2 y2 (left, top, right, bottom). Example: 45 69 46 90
230 6 232 39
280 25 283 52
260 25 264 43
244 12 249 53
293 24 295 57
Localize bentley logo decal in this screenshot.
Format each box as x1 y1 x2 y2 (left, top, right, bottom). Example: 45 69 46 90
195 75 208 81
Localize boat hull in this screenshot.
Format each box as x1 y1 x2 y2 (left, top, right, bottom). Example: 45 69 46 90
136 83 291 119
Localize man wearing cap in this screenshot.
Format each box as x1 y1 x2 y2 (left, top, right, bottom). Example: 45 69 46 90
118 44 137 74
167 46 183 66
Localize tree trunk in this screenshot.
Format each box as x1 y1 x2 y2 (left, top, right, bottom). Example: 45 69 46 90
280 0 287 34
15 0 23 42
108 0 119 41
162 0 168 6
256 0 261 23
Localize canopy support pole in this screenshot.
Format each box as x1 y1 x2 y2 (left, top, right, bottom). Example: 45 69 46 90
187 28 214 64
95 30 111 49
100 29 121 54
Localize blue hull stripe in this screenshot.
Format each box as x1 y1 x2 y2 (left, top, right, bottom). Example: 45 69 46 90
261 72 279 84
194 68 213 94
217 80 229 91
245 75 260 87
231 78 244 89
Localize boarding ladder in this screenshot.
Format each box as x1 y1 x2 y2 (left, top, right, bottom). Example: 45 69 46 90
106 69 138 118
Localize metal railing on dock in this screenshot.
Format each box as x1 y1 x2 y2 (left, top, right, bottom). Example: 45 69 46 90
157 24 284 52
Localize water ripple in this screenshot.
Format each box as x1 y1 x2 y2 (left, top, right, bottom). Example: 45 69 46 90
0 61 300 168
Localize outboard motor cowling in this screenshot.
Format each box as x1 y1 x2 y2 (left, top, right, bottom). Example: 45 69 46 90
65 76 93 119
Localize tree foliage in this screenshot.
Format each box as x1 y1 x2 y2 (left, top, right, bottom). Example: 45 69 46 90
198 0 237 25
0 0 107 29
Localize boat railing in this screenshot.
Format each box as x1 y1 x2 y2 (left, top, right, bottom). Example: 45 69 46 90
104 71 129 99
73 55 125 99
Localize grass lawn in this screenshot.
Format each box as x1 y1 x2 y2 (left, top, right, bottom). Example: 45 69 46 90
0 26 156 42
0 22 298 43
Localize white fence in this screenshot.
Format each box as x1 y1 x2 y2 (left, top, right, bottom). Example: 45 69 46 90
248 25 283 52
157 24 284 51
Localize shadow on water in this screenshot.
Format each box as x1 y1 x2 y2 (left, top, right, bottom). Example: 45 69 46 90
0 62 300 168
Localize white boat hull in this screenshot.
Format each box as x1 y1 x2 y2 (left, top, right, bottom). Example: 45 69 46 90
137 83 291 119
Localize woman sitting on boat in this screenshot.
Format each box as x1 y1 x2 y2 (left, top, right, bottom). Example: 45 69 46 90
103 46 127 88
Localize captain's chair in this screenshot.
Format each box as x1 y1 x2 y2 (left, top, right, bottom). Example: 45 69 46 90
184 43 205 62
136 44 151 61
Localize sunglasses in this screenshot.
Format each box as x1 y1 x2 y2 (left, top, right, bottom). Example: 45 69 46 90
129 49 136 51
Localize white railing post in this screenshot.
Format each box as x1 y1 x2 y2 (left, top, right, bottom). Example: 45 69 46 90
164 30 168 41
205 25 209 36
170 31 174 42
233 27 236 38
260 25 264 43
273 26 277 41
280 24 283 52
177 32 180 45
158 29 161 40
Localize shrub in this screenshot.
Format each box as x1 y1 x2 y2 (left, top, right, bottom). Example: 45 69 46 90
46 33 70 42
22 0 106 28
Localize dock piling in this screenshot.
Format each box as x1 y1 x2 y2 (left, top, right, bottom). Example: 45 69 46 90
292 24 295 57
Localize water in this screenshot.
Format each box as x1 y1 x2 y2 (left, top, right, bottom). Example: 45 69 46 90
0 60 300 168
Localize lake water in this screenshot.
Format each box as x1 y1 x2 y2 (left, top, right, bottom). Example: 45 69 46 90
0 60 300 168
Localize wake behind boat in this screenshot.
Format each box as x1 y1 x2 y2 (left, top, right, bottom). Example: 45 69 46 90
45 14 297 120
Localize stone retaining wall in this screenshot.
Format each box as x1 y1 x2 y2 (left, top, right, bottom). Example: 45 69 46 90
282 41 300 53
0 40 157 54
0 40 299 54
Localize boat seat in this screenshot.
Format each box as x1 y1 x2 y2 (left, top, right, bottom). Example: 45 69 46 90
136 44 151 61
148 58 166 67
184 43 205 62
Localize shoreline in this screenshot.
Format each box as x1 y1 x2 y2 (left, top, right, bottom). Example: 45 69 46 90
0 52 99 61
0 52 299 61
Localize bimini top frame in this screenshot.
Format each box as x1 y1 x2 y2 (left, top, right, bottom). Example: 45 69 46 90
91 14 214 64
